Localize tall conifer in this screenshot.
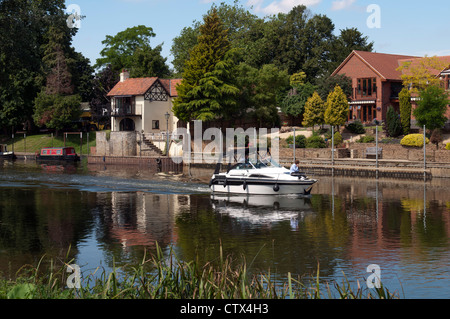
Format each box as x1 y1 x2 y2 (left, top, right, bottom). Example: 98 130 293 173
173 8 238 122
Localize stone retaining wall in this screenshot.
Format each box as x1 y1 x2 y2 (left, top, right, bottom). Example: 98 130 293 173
278 144 450 163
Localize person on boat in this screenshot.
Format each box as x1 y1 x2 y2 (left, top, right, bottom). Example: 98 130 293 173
290 160 300 174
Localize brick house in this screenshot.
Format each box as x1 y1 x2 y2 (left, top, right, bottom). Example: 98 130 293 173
331 50 419 124
332 50 450 125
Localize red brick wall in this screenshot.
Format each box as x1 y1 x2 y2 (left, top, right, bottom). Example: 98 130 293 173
337 55 379 79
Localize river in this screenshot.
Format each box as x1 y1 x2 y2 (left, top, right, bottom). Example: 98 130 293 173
0 159 449 299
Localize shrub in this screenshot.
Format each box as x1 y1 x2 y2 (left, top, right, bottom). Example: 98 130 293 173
430 129 443 149
306 135 326 148
346 120 366 134
400 134 430 147
384 105 403 137
333 132 343 146
357 135 375 143
286 135 306 148
446 143 450 150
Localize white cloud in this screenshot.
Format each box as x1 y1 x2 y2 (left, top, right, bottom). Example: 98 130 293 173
331 0 356 11
247 0 322 15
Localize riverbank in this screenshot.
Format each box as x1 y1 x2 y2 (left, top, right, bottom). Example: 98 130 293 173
7 153 450 180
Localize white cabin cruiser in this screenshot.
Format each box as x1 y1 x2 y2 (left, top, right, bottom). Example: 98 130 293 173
209 158 317 196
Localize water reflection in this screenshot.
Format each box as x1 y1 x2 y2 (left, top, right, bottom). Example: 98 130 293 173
211 194 315 228
0 162 450 298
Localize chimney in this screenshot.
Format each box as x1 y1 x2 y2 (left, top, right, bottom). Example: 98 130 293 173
120 69 130 82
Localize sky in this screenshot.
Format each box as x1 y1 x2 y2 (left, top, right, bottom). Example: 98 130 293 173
67 0 450 72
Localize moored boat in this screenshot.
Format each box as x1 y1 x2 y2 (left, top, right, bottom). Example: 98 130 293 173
0 144 16 160
36 147 80 162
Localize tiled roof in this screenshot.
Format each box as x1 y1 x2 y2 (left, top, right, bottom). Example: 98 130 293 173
160 78 182 97
107 77 158 96
332 50 419 80
398 55 450 77
107 78 183 97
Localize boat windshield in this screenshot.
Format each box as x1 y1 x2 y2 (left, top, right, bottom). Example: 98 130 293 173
248 157 282 169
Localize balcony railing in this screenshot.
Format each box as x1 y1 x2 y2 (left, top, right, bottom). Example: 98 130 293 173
111 105 142 117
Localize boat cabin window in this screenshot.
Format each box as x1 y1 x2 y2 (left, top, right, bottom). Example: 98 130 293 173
233 163 253 170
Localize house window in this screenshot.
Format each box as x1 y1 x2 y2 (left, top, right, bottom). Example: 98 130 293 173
357 78 377 97
152 120 160 130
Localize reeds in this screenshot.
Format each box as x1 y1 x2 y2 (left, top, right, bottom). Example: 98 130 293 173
0 244 399 300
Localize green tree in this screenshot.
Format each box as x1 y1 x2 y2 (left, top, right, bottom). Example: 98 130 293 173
302 92 326 130
324 85 349 128
33 92 82 133
281 82 316 119
170 1 261 75
315 74 352 101
384 105 402 137
399 87 412 135
95 25 169 77
33 24 82 133
0 0 75 132
173 8 235 122
130 44 170 78
414 85 449 131
248 64 289 127
397 56 448 93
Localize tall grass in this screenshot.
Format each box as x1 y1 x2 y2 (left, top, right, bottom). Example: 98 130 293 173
0 244 400 300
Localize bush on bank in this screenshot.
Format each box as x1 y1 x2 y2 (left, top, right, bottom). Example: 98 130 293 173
400 134 430 147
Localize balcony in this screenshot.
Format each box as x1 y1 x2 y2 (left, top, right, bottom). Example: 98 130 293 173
111 97 142 117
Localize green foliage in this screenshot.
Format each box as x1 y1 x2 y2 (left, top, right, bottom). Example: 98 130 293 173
400 134 430 147
306 135 326 148
384 106 403 137
33 92 82 132
315 74 352 101
0 0 79 129
286 134 307 148
399 87 412 135
170 3 373 82
324 85 349 127
357 135 376 143
236 63 289 127
346 120 366 134
446 143 450 150
129 44 170 78
0 245 399 299
173 8 235 122
95 25 169 78
281 82 316 118
302 92 326 129
290 72 307 88
333 131 343 146
414 85 449 131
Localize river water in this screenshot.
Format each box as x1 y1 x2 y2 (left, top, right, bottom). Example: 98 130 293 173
0 160 449 299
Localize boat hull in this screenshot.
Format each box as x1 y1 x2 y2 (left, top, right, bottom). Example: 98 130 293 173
36 155 80 162
210 178 316 195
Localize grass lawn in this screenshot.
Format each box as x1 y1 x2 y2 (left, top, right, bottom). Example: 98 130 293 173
2 131 102 155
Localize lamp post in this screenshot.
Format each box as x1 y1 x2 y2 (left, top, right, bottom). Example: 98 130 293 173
165 112 170 157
